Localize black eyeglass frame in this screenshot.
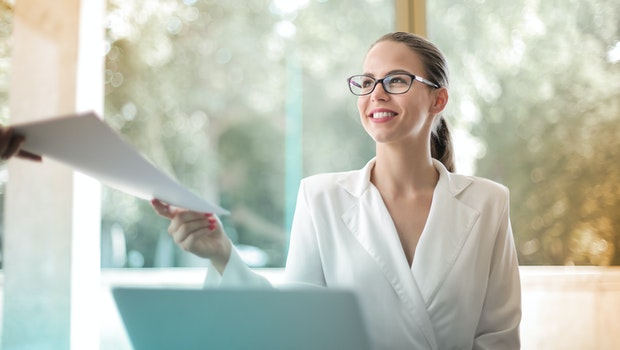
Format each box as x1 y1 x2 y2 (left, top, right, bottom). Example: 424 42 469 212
347 73 440 96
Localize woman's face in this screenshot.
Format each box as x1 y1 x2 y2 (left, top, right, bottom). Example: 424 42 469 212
357 40 441 147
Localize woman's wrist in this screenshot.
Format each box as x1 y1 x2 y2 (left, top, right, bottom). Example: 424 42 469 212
210 239 232 275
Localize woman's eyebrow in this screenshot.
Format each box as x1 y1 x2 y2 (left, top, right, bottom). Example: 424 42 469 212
386 69 412 75
361 69 412 77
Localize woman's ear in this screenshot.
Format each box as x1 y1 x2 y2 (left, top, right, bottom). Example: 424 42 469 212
429 87 449 115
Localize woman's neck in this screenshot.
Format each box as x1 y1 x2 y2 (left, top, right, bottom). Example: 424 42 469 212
371 145 438 197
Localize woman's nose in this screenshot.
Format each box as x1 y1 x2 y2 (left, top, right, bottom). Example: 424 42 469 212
370 81 390 101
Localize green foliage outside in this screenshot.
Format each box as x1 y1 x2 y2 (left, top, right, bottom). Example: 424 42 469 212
428 0 620 265
102 0 390 267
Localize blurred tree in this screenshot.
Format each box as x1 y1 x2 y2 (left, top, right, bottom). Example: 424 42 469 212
429 0 620 265
103 0 391 267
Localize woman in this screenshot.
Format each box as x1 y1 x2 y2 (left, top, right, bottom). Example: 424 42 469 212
153 32 521 349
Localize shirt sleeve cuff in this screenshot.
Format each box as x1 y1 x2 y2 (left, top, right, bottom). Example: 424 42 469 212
203 246 272 288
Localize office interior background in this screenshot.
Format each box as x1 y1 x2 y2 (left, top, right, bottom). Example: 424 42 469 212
0 0 619 348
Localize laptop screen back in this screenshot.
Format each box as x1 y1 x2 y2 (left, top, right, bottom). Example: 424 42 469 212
112 287 371 350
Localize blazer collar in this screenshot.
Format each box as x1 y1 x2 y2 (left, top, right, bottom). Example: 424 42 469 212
337 158 473 199
335 158 375 198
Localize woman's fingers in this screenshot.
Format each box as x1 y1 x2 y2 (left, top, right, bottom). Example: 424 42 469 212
169 213 209 243
205 213 217 231
169 213 224 258
168 210 204 232
151 198 225 259
151 199 175 219
168 211 218 247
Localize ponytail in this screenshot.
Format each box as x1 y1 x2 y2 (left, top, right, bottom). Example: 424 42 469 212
431 116 455 172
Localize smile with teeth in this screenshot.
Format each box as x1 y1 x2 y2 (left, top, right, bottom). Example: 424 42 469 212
371 111 396 119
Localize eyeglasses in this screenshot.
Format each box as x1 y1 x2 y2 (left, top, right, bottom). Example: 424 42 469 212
347 73 440 96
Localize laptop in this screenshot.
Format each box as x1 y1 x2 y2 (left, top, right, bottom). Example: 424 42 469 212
111 287 372 350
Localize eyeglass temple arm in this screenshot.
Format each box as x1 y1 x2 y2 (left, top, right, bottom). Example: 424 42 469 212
414 75 440 89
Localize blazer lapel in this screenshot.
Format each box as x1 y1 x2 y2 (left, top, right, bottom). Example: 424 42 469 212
412 160 479 304
339 159 439 350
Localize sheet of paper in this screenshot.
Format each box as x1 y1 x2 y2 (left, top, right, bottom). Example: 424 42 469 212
13 111 229 215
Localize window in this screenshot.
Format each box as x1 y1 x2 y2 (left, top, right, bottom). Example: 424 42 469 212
102 0 394 268
427 0 620 265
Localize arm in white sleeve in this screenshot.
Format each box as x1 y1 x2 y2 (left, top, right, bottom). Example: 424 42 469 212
203 246 272 288
204 179 326 289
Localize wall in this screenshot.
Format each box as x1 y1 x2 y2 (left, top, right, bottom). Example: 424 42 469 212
520 266 620 350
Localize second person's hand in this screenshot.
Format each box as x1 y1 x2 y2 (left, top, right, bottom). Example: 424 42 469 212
151 199 232 274
0 126 42 161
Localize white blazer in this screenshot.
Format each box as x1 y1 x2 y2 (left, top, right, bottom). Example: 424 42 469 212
206 159 521 350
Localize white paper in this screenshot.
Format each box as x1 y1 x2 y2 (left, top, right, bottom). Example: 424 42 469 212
13 111 229 215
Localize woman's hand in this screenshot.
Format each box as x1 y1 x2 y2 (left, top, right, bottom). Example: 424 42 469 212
0 126 42 161
151 199 232 274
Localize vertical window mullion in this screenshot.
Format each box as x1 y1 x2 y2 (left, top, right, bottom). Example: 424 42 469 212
395 0 427 37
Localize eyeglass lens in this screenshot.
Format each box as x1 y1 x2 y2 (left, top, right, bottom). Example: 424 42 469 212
348 74 413 95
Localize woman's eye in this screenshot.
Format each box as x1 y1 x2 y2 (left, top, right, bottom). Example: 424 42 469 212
361 79 374 88
388 76 407 84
